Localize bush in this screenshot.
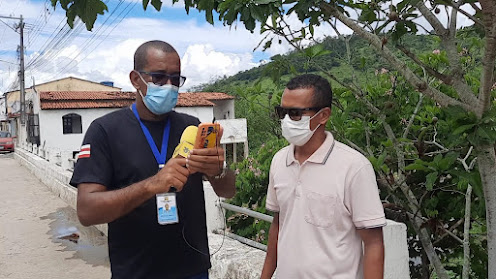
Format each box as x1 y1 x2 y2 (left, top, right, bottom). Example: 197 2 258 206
226 138 288 244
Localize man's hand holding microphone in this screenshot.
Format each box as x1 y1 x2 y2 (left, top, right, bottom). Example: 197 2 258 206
149 124 225 194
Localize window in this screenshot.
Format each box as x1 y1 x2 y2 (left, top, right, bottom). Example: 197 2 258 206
62 113 82 134
27 114 40 145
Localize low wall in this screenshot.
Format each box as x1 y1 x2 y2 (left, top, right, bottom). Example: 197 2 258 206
14 148 410 279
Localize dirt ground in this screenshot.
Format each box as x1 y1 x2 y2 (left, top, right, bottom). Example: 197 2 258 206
0 153 110 279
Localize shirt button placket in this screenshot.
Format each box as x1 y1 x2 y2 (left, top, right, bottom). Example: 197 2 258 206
295 165 302 197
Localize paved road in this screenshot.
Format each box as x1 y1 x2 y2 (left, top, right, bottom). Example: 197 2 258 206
0 153 110 279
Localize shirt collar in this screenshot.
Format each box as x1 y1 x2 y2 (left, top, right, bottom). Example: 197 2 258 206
286 131 336 166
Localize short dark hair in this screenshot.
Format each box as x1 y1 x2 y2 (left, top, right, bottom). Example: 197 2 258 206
286 74 332 108
134 40 177 71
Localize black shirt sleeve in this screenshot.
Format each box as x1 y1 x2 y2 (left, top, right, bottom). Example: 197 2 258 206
70 120 113 188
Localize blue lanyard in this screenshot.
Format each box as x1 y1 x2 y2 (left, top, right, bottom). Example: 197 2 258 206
132 104 171 168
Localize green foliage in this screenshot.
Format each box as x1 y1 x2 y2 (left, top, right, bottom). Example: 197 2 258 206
56 0 491 276
51 0 108 30
226 138 288 243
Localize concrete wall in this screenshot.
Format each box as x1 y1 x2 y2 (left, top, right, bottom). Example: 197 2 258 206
0 97 7 122
6 77 119 114
38 108 119 154
14 147 410 279
34 77 120 92
212 99 235 120
174 106 214 123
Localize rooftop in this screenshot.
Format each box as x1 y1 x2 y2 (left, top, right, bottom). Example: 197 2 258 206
39 91 234 110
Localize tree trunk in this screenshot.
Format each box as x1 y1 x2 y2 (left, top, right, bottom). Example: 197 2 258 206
409 215 450 279
477 144 496 278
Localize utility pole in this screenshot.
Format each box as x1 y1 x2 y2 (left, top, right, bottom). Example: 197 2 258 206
0 15 25 124
18 15 25 125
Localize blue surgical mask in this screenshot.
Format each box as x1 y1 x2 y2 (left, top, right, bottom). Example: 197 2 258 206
136 71 179 115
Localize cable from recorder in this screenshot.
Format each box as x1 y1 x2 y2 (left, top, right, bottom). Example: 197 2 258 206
179 124 227 257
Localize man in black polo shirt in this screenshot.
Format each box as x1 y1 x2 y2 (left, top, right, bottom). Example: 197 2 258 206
70 40 236 279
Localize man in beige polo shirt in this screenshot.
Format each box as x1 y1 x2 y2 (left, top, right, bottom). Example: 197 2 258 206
261 74 386 279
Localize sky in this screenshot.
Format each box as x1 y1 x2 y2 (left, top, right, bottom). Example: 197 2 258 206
0 0 314 93
0 0 478 93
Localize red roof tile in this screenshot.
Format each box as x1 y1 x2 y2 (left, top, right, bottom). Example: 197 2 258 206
187 92 235 101
40 91 135 101
39 91 234 110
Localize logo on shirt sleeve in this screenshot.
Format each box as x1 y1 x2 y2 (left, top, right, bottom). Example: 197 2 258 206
78 144 91 159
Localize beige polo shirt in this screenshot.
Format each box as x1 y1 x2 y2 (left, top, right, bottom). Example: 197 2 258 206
266 131 386 279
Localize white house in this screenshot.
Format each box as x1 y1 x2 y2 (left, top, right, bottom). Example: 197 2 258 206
34 90 246 160
0 96 8 132
36 91 135 156
5 76 121 146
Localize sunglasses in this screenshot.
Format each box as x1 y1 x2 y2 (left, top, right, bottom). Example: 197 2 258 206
139 71 187 87
275 105 323 121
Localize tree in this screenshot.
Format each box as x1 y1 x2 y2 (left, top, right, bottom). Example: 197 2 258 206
52 0 496 277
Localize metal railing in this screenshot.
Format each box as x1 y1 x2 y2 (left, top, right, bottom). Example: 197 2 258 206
19 144 273 252
218 201 273 251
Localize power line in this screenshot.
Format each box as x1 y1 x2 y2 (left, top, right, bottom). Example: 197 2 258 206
0 58 16 65
0 18 17 32
45 0 137 79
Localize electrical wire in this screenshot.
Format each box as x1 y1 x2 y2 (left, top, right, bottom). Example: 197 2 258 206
0 19 17 33
180 127 227 257
48 0 138 78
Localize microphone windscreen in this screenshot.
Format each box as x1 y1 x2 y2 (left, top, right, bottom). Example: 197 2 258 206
173 126 198 158
180 126 198 145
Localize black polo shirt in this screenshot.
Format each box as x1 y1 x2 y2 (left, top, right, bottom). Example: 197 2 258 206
70 107 211 279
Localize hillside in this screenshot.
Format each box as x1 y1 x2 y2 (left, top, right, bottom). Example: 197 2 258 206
199 33 439 92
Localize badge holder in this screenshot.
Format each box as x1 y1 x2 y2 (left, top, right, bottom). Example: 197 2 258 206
156 192 179 225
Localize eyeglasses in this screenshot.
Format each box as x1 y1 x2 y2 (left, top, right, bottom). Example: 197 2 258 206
275 105 323 121
139 71 187 87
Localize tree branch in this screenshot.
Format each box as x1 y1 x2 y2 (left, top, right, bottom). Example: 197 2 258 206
462 184 473 279
415 2 448 37
449 2 458 38
433 218 464 245
321 3 474 113
441 0 484 27
417 2 466 80
477 0 496 116
397 44 478 104
396 45 452 83
458 146 476 171
403 94 424 138
470 2 482 14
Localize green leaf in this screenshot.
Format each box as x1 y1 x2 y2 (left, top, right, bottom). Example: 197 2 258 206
404 20 418 34
142 0 150 10
263 39 272 51
206 9 214 24
358 8 377 24
244 18 256 31
150 0 162 11
425 171 438 190
452 124 475 135
250 6 264 22
476 126 496 142
309 24 314 36
392 21 408 41
254 0 277 4
405 162 430 172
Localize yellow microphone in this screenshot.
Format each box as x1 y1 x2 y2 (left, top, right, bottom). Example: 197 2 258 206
173 126 198 158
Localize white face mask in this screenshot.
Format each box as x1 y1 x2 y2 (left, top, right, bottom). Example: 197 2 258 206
281 110 322 146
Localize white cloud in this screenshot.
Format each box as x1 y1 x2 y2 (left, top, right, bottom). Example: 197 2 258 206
181 44 258 90
1 0 480 95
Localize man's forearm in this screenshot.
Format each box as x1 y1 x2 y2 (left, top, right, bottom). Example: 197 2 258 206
208 169 236 198
77 176 159 226
261 214 279 279
362 242 384 279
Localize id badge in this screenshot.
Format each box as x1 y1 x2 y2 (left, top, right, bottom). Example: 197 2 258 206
156 193 179 225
